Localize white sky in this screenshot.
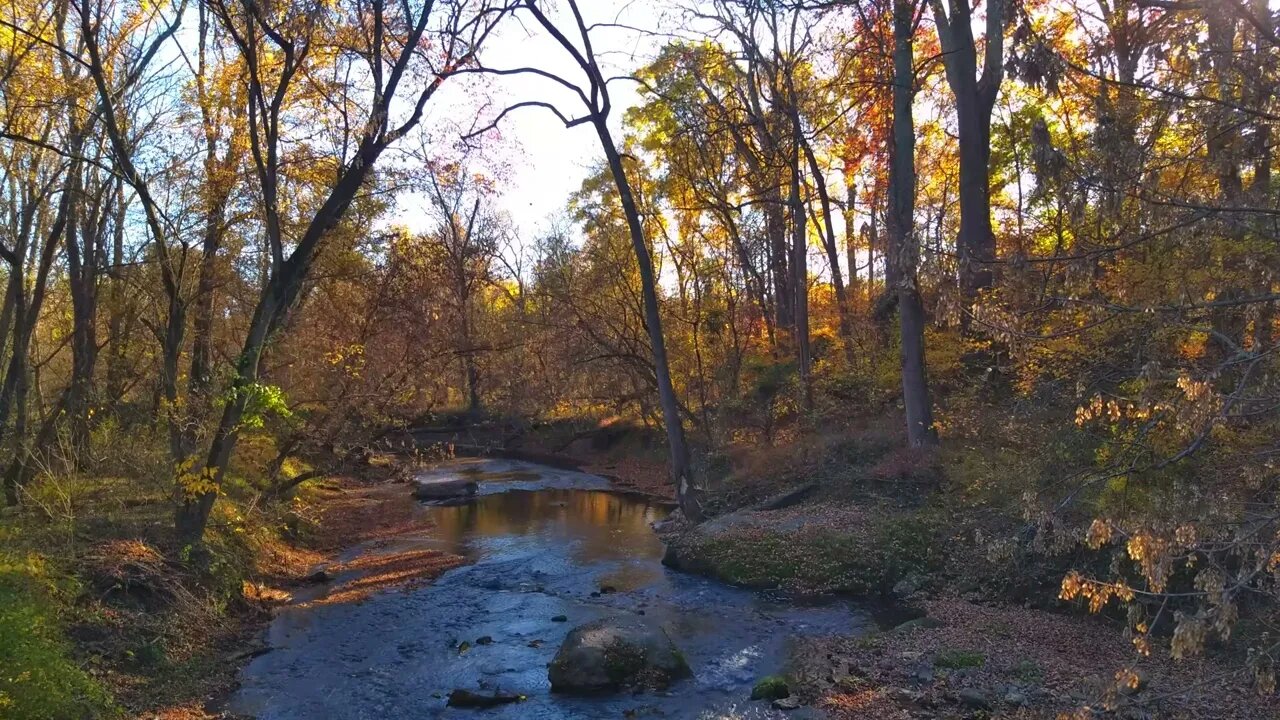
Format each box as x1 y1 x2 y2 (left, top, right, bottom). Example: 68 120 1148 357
393 1 689 240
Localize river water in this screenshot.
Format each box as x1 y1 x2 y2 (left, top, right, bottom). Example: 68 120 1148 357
228 459 866 719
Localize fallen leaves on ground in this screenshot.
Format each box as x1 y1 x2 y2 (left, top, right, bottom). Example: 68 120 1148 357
800 597 1280 720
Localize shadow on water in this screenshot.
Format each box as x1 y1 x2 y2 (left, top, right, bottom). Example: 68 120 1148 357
229 460 867 719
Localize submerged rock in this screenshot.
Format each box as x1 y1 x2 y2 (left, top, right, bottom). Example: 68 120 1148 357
548 616 691 694
771 696 802 711
446 688 524 708
303 568 331 584
411 475 478 500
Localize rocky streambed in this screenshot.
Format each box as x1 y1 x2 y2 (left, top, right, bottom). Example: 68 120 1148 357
227 459 867 719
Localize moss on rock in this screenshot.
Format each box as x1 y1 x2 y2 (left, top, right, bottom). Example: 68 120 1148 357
664 511 942 597
750 675 790 700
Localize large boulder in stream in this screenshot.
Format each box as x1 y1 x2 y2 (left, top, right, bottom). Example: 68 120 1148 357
411 475 477 500
548 616 691 694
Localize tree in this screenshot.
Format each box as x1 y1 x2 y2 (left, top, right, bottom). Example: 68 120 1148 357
177 0 511 543
472 0 704 521
420 160 509 413
888 0 937 446
929 0 1004 305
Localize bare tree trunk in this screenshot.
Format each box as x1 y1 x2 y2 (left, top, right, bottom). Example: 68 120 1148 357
790 135 813 410
2 197 66 504
65 127 111 465
103 180 131 405
596 123 703 521
930 0 1003 306
766 186 792 336
891 0 937 448
843 163 860 305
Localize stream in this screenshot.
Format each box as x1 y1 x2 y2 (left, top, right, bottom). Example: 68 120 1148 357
228 459 869 719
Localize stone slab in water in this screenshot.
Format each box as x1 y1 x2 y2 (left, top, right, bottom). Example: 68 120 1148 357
411 476 478 500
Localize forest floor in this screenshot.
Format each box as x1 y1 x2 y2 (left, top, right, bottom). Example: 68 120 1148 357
654 425 1280 720
0 457 465 720
146 467 466 719
10 417 1277 719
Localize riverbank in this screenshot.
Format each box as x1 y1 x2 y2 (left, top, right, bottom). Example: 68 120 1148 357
657 427 1280 719
0 453 467 720
7 420 1277 719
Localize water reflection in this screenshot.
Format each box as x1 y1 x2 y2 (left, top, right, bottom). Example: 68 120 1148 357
426 489 668 564
231 463 865 720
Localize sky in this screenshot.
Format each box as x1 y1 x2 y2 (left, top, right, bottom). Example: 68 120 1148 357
394 1 693 241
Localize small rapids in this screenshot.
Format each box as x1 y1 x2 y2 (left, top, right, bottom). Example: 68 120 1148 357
229 459 867 719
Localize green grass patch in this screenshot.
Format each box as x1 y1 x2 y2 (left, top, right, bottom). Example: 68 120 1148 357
0 553 116 719
934 648 986 669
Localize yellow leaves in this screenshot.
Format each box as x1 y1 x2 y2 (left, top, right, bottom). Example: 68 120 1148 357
1126 531 1172 593
1114 667 1144 692
1131 633 1152 657
1176 373 1215 404
326 343 367 379
174 457 220 500
1176 331 1208 360
1059 571 1133 613
1074 393 1154 428
1085 518 1113 549
1267 549 1280 572
1175 524 1197 547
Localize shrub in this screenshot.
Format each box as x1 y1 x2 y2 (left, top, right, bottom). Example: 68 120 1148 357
750 675 790 700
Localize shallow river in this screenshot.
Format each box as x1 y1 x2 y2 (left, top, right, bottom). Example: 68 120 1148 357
229 459 868 719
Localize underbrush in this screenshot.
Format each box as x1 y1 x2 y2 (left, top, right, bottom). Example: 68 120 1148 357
0 553 116 719
0 423 327 718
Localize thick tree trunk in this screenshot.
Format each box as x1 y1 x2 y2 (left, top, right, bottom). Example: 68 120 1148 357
64 141 99 463
766 187 792 336
891 0 938 448
931 0 1003 306
954 92 997 299
843 167 860 302
189 197 228 403
103 182 131 405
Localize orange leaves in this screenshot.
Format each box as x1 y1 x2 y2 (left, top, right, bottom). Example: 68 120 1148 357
1059 571 1134 613
1085 518 1113 549
1125 532 1172 593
